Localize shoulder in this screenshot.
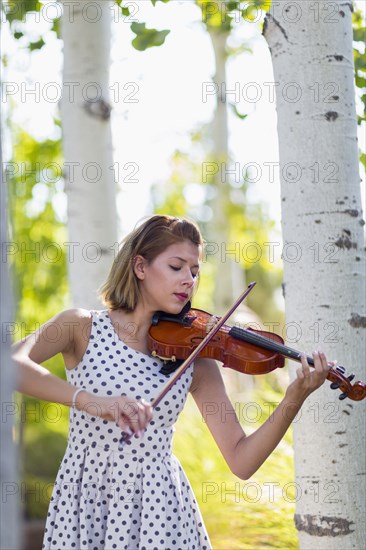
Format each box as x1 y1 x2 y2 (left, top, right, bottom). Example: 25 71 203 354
54 309 95 369
50 308 93 332
42 308 93 352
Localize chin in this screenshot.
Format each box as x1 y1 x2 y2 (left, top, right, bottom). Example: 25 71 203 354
163 302 187 314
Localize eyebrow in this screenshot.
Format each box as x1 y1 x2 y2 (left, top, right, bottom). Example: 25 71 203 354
169 256 200 268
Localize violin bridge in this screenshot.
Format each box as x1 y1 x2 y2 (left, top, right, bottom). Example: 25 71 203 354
151 350 176 362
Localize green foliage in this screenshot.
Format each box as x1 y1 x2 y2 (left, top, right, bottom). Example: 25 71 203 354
130 22 170 51
7 127 70 519
197 0 271 33
7 129 69 327
3 0 60 46
3 0 42 23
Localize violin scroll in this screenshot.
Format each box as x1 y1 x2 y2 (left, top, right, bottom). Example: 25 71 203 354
328 365 366 401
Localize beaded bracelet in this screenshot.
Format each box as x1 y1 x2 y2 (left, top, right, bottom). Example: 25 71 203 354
72 387 86 409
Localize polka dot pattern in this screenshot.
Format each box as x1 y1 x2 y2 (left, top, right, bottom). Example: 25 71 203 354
43 310 211 549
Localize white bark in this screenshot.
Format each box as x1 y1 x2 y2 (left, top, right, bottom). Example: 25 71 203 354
0 133 20 548
60 0 118 308
208 29 245 314
263 2 366 548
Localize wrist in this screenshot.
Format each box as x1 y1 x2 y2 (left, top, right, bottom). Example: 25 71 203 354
281 392 304 419
72 387 89 411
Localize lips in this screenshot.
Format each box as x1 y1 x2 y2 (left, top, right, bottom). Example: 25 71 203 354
174 293 188 302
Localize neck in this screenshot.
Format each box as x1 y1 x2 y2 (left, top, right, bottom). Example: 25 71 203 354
109 304 154 353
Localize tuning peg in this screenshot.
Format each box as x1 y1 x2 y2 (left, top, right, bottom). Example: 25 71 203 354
347 373 355 382
339 392 348 400
336 365 346 374
330 382 340 390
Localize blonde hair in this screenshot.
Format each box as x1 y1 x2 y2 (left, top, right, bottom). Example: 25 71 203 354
99 215 203 311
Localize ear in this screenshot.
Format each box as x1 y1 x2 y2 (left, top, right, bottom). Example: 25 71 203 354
133 255 147 280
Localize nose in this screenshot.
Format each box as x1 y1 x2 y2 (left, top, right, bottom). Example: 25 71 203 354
182 269 195 288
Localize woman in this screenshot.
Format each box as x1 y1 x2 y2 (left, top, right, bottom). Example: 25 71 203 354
12 214 332 549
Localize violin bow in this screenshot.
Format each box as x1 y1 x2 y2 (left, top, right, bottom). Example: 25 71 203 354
118 281 257 449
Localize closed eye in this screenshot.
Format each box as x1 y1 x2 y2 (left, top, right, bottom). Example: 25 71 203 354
170 265 199 278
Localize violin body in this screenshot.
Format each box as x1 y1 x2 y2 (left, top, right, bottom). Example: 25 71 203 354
148 308 285 375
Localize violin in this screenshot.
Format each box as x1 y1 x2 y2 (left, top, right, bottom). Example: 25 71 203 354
119 283 365 450
148 296 366 403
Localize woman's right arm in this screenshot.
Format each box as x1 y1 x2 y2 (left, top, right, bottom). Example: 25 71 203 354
12 309 88 406
12 309 152 434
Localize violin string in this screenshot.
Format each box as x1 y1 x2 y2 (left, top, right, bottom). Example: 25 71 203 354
229 326 315 365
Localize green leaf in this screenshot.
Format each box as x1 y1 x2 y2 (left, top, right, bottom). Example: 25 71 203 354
130 22 170 51
230 103 248 120
51 17 60 37
14 31 24 39
355 55 366 71
353 27 366 42
29 38 45 51
355 74 366 88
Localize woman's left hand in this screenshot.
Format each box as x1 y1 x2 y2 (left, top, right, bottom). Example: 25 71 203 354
286 351 334 403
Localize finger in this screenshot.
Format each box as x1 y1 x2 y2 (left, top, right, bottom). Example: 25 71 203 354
319 351 330 371
313 350 329 375
119 400 143 432
296 366 305 379
300 353 311 376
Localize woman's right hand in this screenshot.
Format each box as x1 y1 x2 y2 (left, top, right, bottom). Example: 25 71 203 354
76 391 153 437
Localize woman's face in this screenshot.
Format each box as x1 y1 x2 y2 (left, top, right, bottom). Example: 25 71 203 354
135 240 200 314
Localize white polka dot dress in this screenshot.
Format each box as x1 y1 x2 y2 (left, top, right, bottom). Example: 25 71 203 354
43 310 211 550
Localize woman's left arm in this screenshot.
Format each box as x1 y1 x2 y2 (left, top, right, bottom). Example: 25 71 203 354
190 351 331 480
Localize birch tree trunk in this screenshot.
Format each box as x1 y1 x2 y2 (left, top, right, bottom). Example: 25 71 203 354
207 29 244 314
60 0 118 308
0 132 20 549
263 2 365 548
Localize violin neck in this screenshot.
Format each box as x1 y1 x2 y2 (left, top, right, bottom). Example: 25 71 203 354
229 326 315 367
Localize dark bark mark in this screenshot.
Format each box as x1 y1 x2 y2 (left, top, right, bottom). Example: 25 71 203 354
282 283 286 298
294 514 355 536
343 209 358 217
83 98 112 120
348 313 366 328
339 443 348 447
334 230 357 249
359 219 365 226
326 54 344 61
342 409 351 415
325 111 338 121
262 13 289 42
319 305 330 308
315 219 321 223
340 2 353 13
335 431 346 434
